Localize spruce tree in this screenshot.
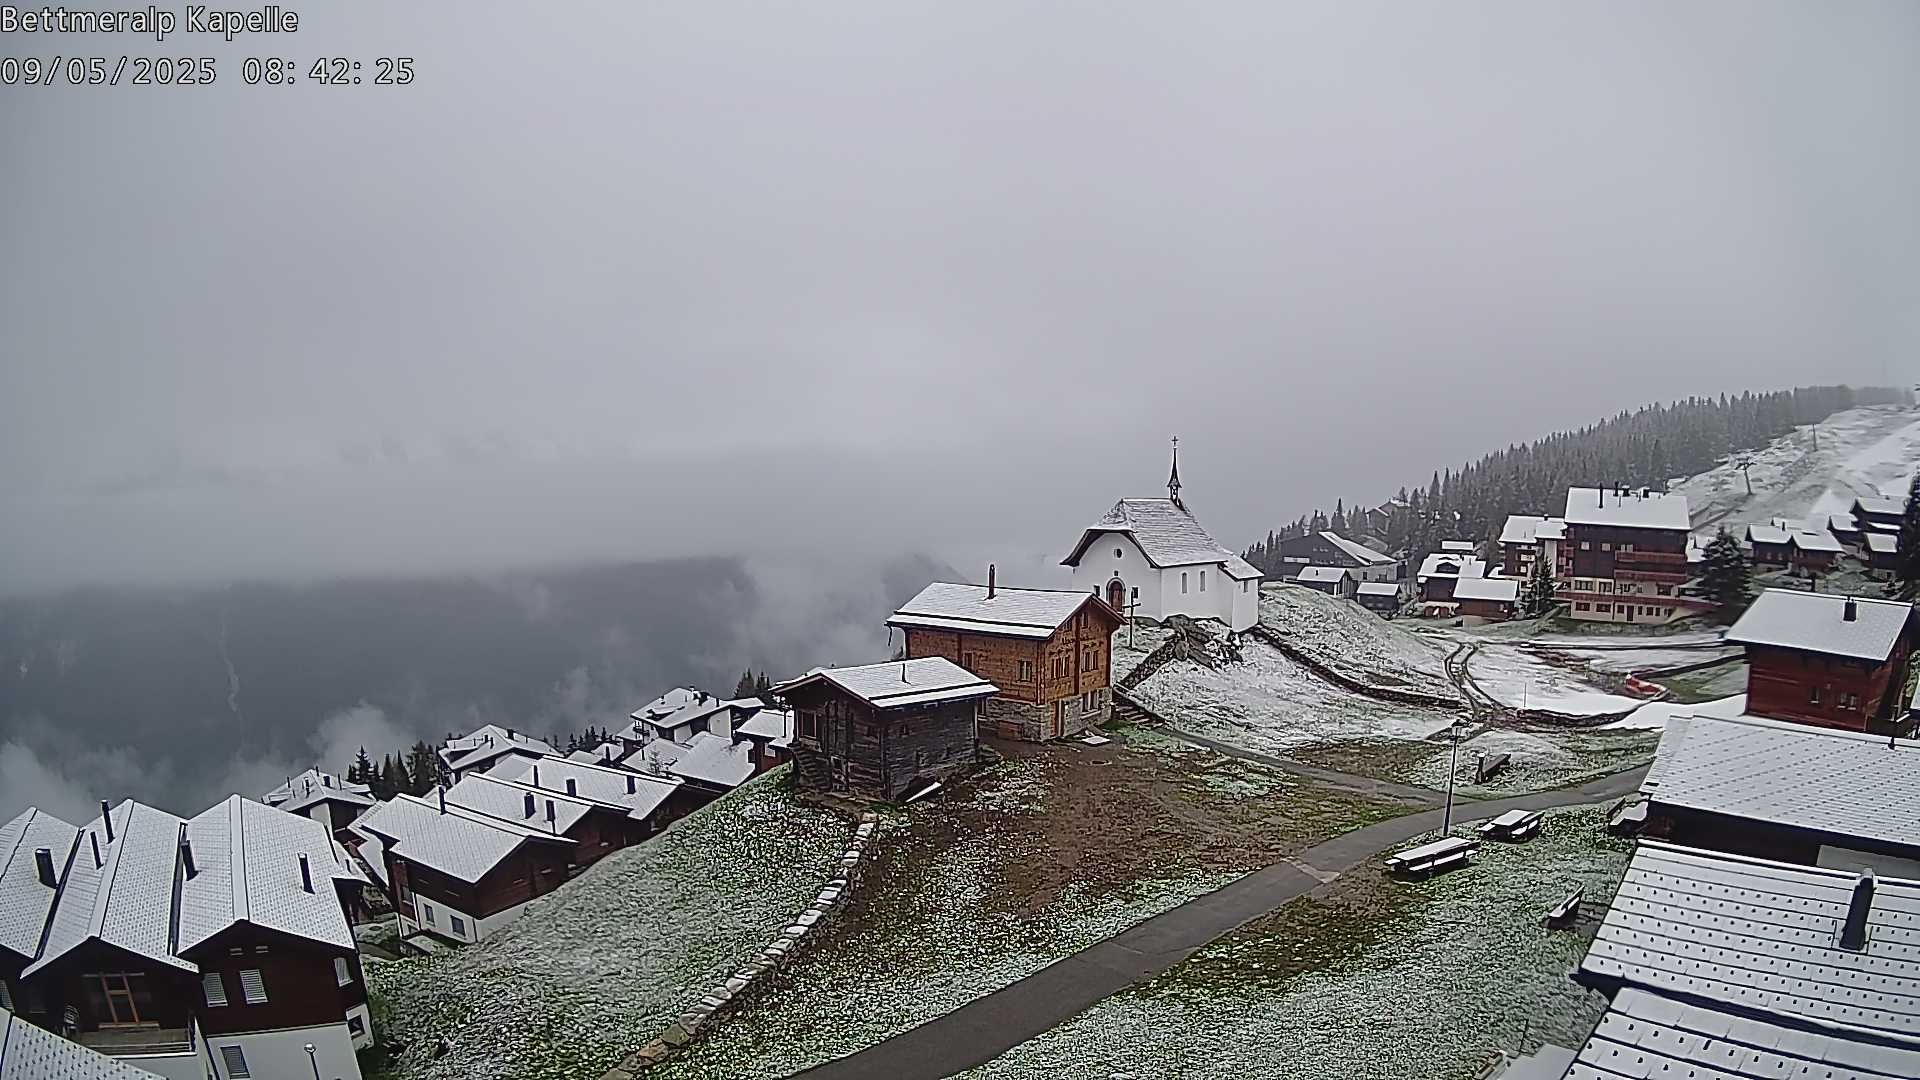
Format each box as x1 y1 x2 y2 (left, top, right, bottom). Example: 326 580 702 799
756 671 773 694
732 669 757 699
1896 473 1920 598
1701 529 1752 616
351 747 373 786
392 755 414 797
1519 552 1556 619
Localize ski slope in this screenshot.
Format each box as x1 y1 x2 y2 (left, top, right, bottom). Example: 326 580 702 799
1673 404 1920 535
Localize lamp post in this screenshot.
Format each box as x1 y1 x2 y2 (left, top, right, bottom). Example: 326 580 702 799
305 1043 320 1080
1442 719 1463 833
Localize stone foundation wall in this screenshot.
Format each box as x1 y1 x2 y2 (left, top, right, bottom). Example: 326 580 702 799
981 689 1111 741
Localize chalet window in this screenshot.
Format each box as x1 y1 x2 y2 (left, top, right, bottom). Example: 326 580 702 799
451 915 467 936
203 972 229 1007
1840 692 1860 710
1200 571 1207 592
335 957 353 986
1181 572 1188 594
1618 543 1633 552
349 1014 366 1037
239 969 268 1005
1809 686 1823 704
1596 604 1611 613
253 945 269 955
1580 541 1591 550
797 712 819 740
1656 584 1672 596
1018 660 1033 680
1242 581 1248 593
1600 542 1611 551
422 902 436 925
220 1046 252 1078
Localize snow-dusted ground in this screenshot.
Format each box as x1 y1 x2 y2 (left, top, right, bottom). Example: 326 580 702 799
1132 636 1459 752
1258 586 1462 701
957 808 1631 1080
1110 623 1176 684
1462 644 1644 716
1672 404 1920 535
1605 693 1746 731
366 770 850 1080
1528 643 1739 675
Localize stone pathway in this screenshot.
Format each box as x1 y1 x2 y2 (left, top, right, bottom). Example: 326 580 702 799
789 765 1648 1080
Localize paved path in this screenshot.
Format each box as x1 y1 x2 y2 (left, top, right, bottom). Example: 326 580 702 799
790 765 1647 1080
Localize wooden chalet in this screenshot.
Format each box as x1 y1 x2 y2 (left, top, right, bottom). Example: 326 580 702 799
1292 565 1355 599
1724 589 1917 732
774 657 998 801
1497 515 1563 577
1452 575 1518 620
1788 528 1843 573
1558 486 1695 625
1268 531 1399 584
887 572 1123 741
1 798 373 1080
1852 494 1905 532
1353 581 1402 617
1867 530 1900 571
1743 523 1792 567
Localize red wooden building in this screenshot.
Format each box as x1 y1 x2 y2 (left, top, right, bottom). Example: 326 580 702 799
1725 589 1917 732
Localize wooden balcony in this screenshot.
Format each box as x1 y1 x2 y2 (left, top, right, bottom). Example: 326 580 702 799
79 1026 194 1055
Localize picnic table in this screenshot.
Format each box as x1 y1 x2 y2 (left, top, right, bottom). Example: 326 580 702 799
1477 808 1543 841
1384 835 1478 877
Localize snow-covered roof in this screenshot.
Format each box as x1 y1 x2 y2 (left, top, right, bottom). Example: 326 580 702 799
667 732 756 789
1724 589 1912 661
1744 523 1791 545
489 756 682 822
1580 841 1920 1036
1643 713 1920 851
1498 515 1564 546
177 796 356 956
1222 553 1262 580
1452 576 1518 603
1790 529 1844 554
1294 566 1351 584
1 1005 165 1080
25 802 196 978
1416 553 1483 582
1318 532 1395 566
444 773 594 836
275 776 377 818
1354 582 1401 597
1868 531 1899 553
264 767 371 807
345 823 388 889
1566 986 1920 1080
1830 513 1864 534
627 687 703 723
0 809 77 963
1438 540 1476 553
889 582 1114 640
355 792 572 884
441 725 559 774
1563 486 1691 531
1854 495 1906 519
1061 498 1257 577
775 656 999 711
736 707 794 748
620 738 688 776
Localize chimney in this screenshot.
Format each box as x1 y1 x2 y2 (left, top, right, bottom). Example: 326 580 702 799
508 726 516 739
545 799 556 823
437 786 447 814
323 775 332 788
34 847 55 887
987 563 997 599
100 801 114 842
626 775 636 795
1597 487 1604 508
1845 597 1859 623
179 828 197 879
1840 870 1875 950
523 792 536 818
299 853 314 894
532 764 541 788
566 779 577 796
90 831 102 868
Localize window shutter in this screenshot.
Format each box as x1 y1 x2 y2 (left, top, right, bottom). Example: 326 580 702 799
334 957 352 986
202 972 228 1007
219 1045 252 1078
239 968 268 1005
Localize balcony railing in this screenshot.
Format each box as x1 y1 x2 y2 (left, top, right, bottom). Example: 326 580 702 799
1612 550 1688 568
78 1026 194 1056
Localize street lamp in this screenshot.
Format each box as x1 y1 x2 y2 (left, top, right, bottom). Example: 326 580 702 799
1442 719 1464 833
305 1043 320 1080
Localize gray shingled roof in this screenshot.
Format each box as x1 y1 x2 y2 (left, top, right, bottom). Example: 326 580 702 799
443 773 594 836
0 809 77 963
1062 498 1252 572
263 767 371 807
889 582 1111 640
1567 987 1920 1080
440 725 559 774
1856 495 1907 519
1581 842 1920 1036
177 796 356 956
1294 566 1351 584
24 802 195 978
490 756 682 821
1 1006 164 1080
775 657 998 711
356 792 572 883
1499 514 1562 546
1452 576 1518 603
1318 531 1395 566
667 732 756 789
1644 713 1920 850
1745 522 1791 545
1724 589 1913 661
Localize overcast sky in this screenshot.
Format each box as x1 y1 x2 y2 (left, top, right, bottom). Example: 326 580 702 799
3 1 1917 592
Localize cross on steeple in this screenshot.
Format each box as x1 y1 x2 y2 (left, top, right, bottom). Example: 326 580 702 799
1167 435 1185 511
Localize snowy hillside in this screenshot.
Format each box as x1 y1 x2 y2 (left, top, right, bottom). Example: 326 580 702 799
1673 403 1920 534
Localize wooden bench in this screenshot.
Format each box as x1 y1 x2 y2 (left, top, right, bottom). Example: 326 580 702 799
1384 836 1479 877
